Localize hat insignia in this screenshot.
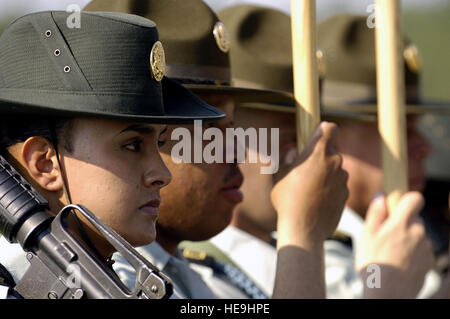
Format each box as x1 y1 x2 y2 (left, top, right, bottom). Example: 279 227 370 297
404 44 421 74
150 41 166 82
213 22 230 53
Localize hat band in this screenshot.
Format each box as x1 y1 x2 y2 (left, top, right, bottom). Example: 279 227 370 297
322 80 419 107
239 102 295 113
0 88 165 116
165 64 231 85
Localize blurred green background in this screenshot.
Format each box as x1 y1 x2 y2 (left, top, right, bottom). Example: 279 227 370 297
404 3 450 101
403 3 450 179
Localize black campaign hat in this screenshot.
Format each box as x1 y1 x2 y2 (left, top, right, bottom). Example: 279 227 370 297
0 11 225 124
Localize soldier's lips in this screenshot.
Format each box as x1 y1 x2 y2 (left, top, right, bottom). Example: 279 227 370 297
139 199 160 216
221 188 244 204
220 173 244 204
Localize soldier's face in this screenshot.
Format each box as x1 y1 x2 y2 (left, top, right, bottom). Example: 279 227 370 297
61 118 172 251
336 115 432 216
156 93 243 242
235 108 297 235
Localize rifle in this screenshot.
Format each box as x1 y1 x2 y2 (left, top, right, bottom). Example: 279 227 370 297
0 155 173 299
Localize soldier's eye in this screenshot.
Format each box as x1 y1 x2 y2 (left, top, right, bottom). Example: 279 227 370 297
124 139 143 152
158 139 166 148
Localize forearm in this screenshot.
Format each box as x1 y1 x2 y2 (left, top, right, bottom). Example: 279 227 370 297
273 229 325 298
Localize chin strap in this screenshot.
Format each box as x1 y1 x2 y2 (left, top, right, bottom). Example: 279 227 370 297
48 120 72 206
48 121 111 264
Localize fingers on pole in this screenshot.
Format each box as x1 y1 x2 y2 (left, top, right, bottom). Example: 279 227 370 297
391 191 425 225
366 194 389 233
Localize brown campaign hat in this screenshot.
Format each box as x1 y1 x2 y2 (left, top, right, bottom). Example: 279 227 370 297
83 0 293 106
218 4 370 121
318 14 450 119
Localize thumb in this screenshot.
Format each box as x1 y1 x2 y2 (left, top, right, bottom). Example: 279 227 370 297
319 121 339 156
390 192 425 225
365 193 389 234
301 122 325 156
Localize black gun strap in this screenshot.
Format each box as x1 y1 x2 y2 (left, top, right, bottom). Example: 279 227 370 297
0 263 16 288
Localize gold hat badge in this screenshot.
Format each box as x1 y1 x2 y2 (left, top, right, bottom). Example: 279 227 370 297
404 44 422 74
213 22 230 53
150 41 166 82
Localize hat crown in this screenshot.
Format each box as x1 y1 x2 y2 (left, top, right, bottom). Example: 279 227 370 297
0 10 226 123
218 5 294 93
0 11 161 93
0 11 169 118
84 0 231 85
317 14 450 118
318 14 419 88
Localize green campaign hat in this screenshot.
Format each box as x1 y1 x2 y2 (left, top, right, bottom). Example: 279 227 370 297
217 5 369 121
318 14 450 119
83 0 293 106
0 11 225 124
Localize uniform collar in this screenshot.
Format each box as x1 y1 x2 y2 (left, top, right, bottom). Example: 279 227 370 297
211 226 274 250
210 226 276 296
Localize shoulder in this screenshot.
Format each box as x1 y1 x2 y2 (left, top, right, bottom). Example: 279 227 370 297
325 231 355 269
0 262 23 299
0 284 22 299
324 232 364 298
0 237 29 284
179 240 240 269
0 263 16 289
179 246 267 299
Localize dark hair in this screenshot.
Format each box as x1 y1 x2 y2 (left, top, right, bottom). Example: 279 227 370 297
0 115 73 154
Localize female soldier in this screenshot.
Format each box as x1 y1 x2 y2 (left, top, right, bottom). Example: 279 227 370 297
0 10 224 298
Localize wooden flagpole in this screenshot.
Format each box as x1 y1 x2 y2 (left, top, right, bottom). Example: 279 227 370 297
375 0 409 213
291 0 321 153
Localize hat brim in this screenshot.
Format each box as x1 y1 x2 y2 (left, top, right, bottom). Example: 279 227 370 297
162 78 226 123
184 83 295 105
0 77 225 124
238 102 377 122
324 100 450 119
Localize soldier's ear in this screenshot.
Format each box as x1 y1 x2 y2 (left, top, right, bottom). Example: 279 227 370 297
21 137 63 192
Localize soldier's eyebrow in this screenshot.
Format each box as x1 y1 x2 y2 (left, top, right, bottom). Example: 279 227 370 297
117 124 167 136
118 124 156 136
